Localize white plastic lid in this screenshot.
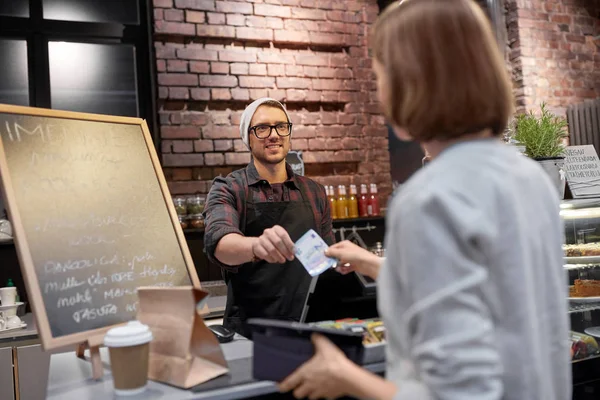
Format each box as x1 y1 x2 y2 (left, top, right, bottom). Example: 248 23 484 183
104 321 153 348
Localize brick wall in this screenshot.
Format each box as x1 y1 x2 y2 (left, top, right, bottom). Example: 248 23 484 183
153 0 392 202
507 0 600 115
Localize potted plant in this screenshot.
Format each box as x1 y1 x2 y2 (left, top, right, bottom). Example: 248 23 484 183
511 103 569 198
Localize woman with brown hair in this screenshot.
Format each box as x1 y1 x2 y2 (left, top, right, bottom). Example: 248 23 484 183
279 0 571 399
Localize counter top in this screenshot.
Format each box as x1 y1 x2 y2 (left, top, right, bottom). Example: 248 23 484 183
0 313 37 344
47 336 386 400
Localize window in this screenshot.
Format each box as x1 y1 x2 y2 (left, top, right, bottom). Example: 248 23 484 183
0 40 29 106
0 0 156 139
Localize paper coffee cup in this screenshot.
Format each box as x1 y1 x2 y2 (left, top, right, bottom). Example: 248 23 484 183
104 321 153 396
0 287 16 306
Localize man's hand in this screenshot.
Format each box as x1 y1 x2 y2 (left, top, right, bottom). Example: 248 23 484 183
252 225 295 264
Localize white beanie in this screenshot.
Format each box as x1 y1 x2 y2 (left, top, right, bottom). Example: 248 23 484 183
240 98 291 149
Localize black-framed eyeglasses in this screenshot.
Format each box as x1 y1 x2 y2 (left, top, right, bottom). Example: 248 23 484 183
249 123 292 139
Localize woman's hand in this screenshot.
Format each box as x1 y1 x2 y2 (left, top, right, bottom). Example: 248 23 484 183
279 334 354 400
326 240 383 280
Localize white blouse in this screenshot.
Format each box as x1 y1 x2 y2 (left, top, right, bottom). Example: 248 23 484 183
378 139 571 400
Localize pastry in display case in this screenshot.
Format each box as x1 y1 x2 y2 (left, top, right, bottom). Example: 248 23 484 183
561 199 600 365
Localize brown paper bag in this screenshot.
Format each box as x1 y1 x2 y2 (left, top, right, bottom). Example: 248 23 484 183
136 286 229 388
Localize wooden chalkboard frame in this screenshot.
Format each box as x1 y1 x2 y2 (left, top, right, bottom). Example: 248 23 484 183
0 104 201 350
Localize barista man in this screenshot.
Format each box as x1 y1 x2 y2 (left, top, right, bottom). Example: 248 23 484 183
204 98 334 337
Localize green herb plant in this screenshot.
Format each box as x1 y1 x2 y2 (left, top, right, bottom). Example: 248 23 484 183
512 103 568 159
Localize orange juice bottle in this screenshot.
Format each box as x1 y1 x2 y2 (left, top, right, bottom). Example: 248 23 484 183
348 184 359 218
328 185 338 219
336 185 349 219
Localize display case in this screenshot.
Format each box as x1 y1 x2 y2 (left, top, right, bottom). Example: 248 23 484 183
561 199 600 397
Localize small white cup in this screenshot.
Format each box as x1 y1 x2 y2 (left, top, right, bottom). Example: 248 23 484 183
0 287 16 306
6 315 21 329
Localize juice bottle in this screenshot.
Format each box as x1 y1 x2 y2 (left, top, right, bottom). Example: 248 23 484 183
367 183 380 216
328 186 338 220
348 185 359 218
358 184 369 217
336 185 349 219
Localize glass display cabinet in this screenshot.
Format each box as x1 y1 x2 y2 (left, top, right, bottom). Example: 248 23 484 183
561 199 600 398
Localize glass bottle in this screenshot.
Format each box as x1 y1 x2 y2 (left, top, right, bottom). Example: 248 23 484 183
328 186 338 220
367 183 380 216
348 184 359 218
358 184 369 217
336 185 349 219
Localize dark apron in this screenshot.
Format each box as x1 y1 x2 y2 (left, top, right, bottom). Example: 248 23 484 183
223 173 317 338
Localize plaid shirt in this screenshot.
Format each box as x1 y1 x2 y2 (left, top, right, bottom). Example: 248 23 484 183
204 161 334 272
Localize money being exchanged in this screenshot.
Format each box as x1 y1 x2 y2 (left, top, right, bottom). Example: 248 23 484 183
294 229 339 277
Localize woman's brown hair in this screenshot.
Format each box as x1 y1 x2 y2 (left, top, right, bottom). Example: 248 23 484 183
372 0 513 141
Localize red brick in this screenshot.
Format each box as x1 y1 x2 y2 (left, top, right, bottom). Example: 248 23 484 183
312 79 343 90
281 0 301 4
177 46 218 61
156 59 166 72
199 75 238 87
285 65 304 76
249 64 267 76
295 53 329 66
309 32 346 46
210 62 229 74
276 77 311 89
308 138 327 150
284 19 319 32
211 112 231 125
341 137 360 150
205 153 225 166
194 139 214 152
162 126 200 139
158 73 198 86
214 140 233 151
257 51 294 64
167 60 188 72
154 21 195 35
286 89 306 101
167 87 188 99
191 88 210 100
254 4 291 18
274 30 310 44
303 151 334 163
163 154 205 167
197 25 235 38
207 12 225 24
230 63 249 75
225 152 252 165
216 0 253 14
292 126 316 138
338 113 355 125
566 34 586 43
229 88 248 101
249 89 269 99
268 89 286 100
303 112 320 125
219 49 257 62
318 67 336 78
203 125 239 139
303 66 319 78
267 64 285 77
181 112 209 126
173 140 194 153
174 0 215 11
321 91 338 102
231 112 243 125
291 139 308 150
167 181 210 195
320 112 337 125
164 9 184 21
227 14 245 26
239 76 275 88
550 14 571 24
265 17 284 29
185 10 205 23
161 140 172 153
211 88 231 100
190 61 210 73
236 27 274 41
154 0 172 7
316 126 344 137
291 7 326 20
246 16 268 28
233 139 246 152
171 168 193 181
154 9 163 21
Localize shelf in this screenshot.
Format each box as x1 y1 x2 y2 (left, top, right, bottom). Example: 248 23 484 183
569 303 600 314
565 256 600 265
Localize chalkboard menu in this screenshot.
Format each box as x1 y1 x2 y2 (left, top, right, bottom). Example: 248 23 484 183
0 105 199 349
